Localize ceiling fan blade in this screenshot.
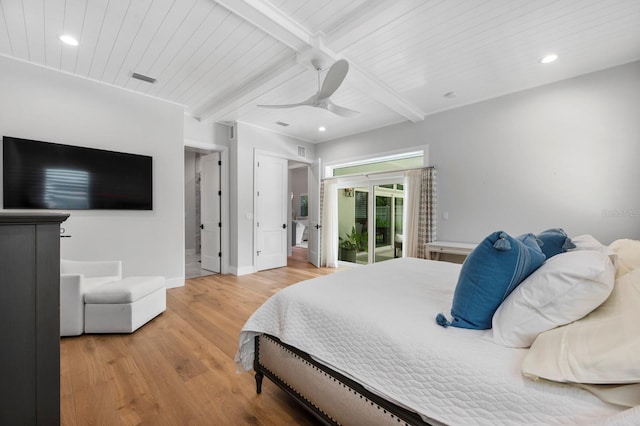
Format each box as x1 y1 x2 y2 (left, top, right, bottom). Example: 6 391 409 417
257 101 313 109
324 101 360 118
317 59 349 100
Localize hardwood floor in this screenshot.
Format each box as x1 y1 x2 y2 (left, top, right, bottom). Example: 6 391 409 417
60 248 338 425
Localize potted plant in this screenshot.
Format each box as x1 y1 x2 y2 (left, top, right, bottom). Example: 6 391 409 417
339 226 359 262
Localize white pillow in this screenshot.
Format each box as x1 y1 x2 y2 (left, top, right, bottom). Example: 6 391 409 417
570 234 619 267
570 234 607 251
522 267 640 386
609 238 640 278
492 249 615 348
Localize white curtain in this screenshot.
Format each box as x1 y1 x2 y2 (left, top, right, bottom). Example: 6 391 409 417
403 170 422 257
403 168 437 258
321 179 339 267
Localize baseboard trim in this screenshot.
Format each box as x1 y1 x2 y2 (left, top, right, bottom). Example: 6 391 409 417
229 265 256 276
165 277 185 288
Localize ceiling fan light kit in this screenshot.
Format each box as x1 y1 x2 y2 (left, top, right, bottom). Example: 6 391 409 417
258 59 360 118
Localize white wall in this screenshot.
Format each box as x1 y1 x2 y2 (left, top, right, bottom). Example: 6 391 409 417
184 115 215 145
0 56 185 287
318 61 640 245
229 122 315 274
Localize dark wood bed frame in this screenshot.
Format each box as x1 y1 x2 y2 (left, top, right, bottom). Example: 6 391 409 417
253 334 431 426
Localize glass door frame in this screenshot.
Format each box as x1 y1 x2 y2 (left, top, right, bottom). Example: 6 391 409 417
373 184 404 263
334 172 404 265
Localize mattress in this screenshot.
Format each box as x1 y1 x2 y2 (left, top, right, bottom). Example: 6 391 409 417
236 257 627 425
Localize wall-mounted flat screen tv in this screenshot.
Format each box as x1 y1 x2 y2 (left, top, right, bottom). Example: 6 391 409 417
3 136 153 210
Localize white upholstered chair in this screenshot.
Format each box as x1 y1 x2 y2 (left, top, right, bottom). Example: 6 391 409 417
60 259 122 336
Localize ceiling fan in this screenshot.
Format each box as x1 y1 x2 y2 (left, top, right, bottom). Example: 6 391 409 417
258 59 359 118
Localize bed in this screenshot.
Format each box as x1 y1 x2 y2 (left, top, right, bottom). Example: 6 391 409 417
236 256 640 425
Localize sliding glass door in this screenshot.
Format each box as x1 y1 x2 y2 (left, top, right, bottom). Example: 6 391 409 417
337 180 403 265
337 186 368 265
329 150 423 266
373 184 403 263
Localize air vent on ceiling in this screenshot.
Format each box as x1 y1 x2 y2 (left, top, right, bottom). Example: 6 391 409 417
297 145 306 159
275 121 290 127
131 72 157 84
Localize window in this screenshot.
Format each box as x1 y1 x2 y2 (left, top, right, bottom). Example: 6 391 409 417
331 153 423 177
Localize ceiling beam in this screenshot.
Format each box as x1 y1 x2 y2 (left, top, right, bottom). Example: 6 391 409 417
191 57 306 122
213 0 312 51
207 0 424 123
348 62 425 123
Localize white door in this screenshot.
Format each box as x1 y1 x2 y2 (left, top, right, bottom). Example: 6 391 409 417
307 159 321 267
201 153 221 273
256 154 288 271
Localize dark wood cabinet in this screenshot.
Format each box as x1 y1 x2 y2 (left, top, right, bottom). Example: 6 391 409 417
0 212 69 425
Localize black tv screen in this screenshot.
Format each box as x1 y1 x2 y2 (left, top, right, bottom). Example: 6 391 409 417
3 136 153 210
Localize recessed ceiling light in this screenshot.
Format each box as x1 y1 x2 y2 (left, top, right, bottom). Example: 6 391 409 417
540 54 558 64
318 126 326 132
59 35 78 46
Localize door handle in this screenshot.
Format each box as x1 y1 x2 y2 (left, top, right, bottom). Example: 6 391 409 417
282 223 287 229
200 224 204 229
315 224 321 229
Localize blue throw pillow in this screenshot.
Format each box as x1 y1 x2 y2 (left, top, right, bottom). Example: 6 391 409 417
436 231 546 330
536 228 576 258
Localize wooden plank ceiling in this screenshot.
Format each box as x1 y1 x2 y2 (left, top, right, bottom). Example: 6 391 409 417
1 0 639 143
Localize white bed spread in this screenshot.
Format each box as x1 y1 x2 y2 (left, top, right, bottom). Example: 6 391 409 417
236 258 632 425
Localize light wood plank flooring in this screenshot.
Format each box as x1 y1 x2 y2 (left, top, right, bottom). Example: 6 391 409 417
60 248 338 425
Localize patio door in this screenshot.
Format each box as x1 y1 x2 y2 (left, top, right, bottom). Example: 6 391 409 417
337 180 403 264
372 184 404 263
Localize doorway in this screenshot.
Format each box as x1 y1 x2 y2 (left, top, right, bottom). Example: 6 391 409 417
200 152 222 273
290 164 309 251
288 159 320 268
255 154 289 271
253 150 318 271
185 149 222 279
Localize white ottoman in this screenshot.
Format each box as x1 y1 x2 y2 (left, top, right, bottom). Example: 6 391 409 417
84 276 166 333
